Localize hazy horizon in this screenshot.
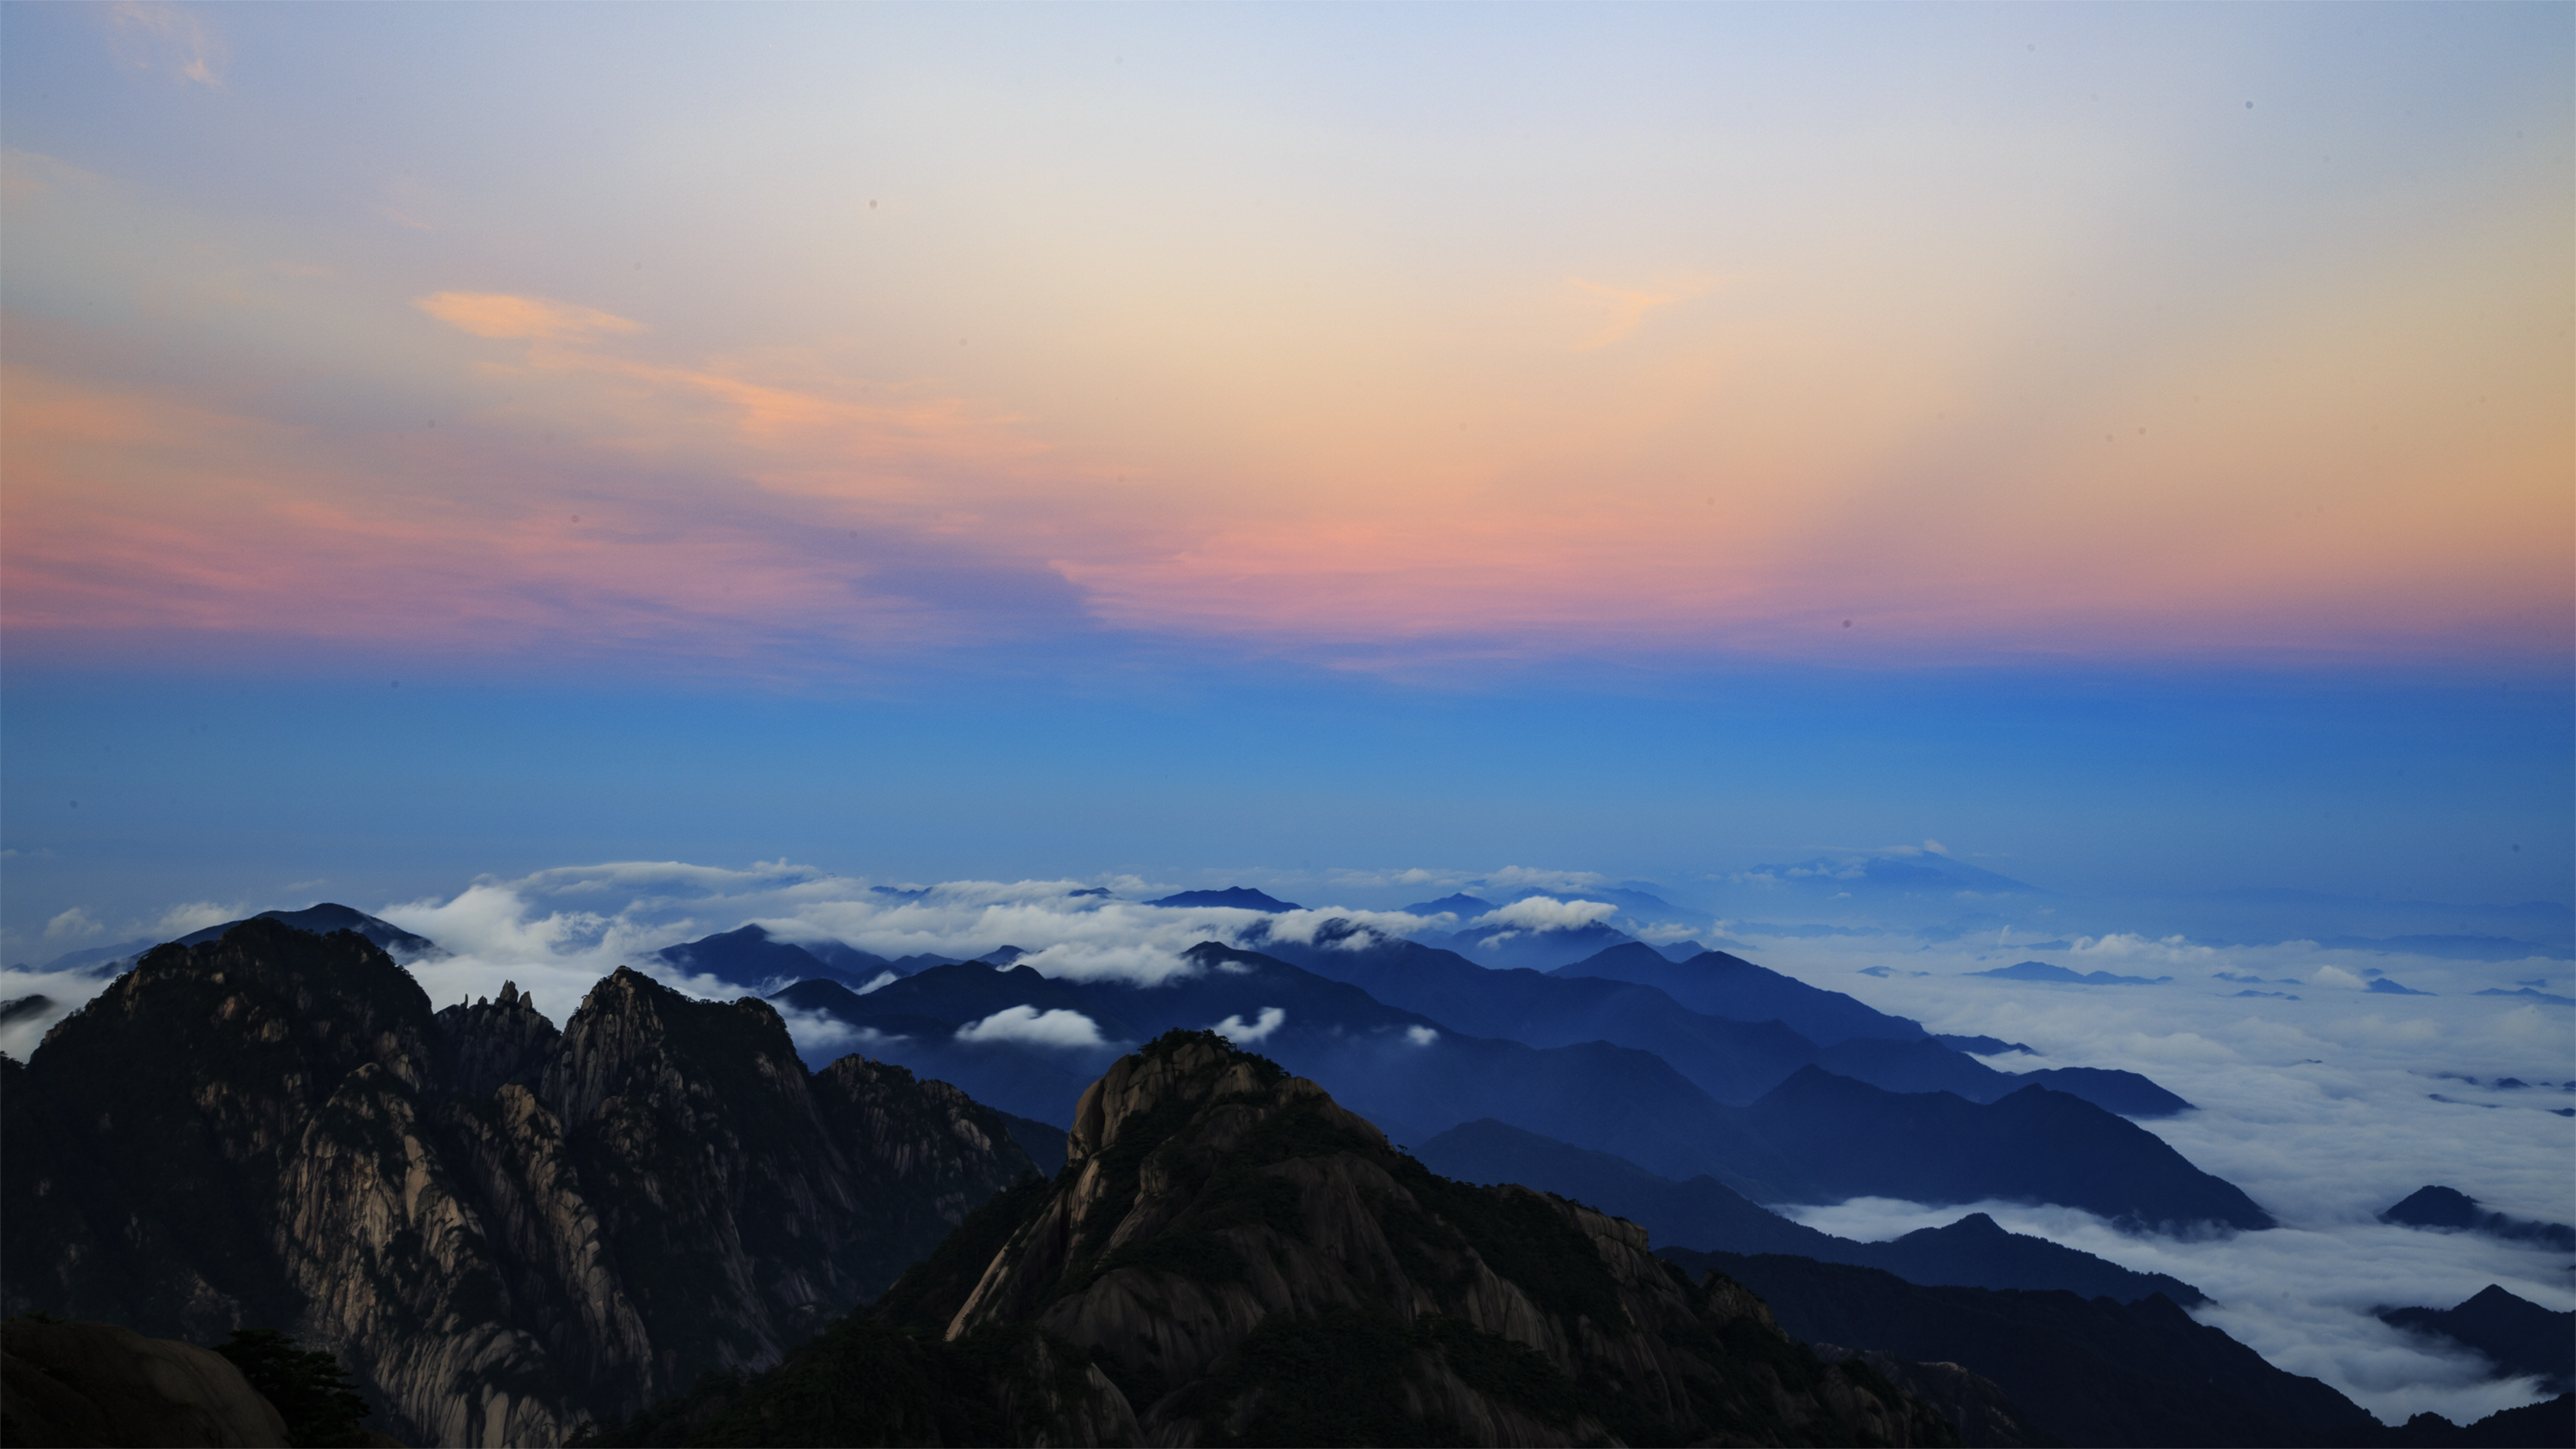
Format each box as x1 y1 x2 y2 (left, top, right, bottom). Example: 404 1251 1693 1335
0 4 2567 1433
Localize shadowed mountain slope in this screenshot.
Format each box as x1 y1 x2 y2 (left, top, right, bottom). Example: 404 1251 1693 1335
2380 1286 2573 1396
651 923 901 995
1557 943 1933 1045
590 1030 1959 1447
1417 1119 2207 1305
1742 1067 2270 1230
1663 1250 2379 1447
2379 1186 2576 1252
1243 926 2191 1117
1 919 1035 1447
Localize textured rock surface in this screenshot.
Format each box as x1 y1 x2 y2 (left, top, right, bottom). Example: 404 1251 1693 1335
1 1318 294 1447
1813 1343 2051 1448
890 1029 1958 1446
0 920 1036 1447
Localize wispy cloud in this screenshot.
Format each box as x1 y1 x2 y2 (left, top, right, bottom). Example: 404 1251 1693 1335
415 293 644 343
106 3 226 87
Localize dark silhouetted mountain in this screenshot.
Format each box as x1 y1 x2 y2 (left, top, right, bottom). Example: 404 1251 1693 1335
767 976 1115 1128
1399 892 1492 916
652 922 896 994
1744 1068 2272 1230
20 938 159 976
2380 1394 2575 1447
1273 928 2188 1117
1666 1251 2380 1447
776 940 2246 1218
1416 1119 2205 1306
36 906 446 983
993 1110 1067 1176
0 994 52 1027
0 919 1034 1447
2379 1186 2576 1252
769 945 1807 1198
2380 1286 2573 1395
177 903 438 960
974 945 1030 965
589 1031 1955 1447
1810 1035 2035 1100
2012 1067 2193 1117
1971 961 2172 986
1658 938 1708 961
1557 943 1933 1045
2474 986 2576 1005
2368 977 2435 996
1145 886 1302 911
1936 1034 2035 1056
1856 1213 2206 1306
1255 927 1830 1103
1413 918 1643 971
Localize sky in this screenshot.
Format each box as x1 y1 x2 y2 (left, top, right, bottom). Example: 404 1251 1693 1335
4 9 2568 1427
3 2 2572 956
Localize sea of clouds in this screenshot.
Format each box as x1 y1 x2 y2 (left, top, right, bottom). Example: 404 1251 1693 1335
3 858 2567 1425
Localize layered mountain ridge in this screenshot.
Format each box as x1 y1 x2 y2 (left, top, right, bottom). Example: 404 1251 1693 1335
775 939 2265 1229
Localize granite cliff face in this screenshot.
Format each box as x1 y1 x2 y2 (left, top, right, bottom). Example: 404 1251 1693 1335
610 1029 1958 1446
0 919 1036 1447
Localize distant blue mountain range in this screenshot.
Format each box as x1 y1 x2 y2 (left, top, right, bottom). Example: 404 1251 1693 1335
1416 1117 2208 1303
1144 887 1303 912
1971 960 2172 986
763 930 2254 1229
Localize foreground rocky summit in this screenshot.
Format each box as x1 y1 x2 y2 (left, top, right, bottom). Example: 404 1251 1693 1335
595 1030 1958 1446
0 920 1036 1446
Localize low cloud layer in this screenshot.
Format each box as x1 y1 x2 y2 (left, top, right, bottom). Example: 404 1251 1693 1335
1470 895 1618 933
2 856 2565 1428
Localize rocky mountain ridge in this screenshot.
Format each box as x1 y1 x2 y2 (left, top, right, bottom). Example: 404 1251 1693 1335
1 919 1035 1446
596 1029 1960 1446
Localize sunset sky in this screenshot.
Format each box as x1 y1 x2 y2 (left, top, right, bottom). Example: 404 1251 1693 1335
3 3 2567 955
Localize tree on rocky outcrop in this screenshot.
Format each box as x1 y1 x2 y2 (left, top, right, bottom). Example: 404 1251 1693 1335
212 1328 375 1447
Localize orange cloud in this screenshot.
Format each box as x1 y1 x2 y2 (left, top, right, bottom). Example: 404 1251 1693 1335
415 292 643 342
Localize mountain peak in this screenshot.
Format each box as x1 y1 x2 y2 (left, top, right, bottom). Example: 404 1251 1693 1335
844 1035 1955 1447
1145 886 1303 912
1065 1029 1315 1169
2380 1185 2480 1227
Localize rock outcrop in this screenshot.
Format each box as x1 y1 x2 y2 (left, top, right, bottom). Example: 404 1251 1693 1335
598 1029 1959 1446
0 920 1036 1447
1 1318 293 1447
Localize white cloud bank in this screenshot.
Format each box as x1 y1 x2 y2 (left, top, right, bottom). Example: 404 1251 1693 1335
955 1005 1108 1050
1212 1006 1285 1045
1471 895 1618 932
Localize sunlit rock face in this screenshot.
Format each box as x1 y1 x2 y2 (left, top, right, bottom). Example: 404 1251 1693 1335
883 1028 1955 1447
0 919 1035 1447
